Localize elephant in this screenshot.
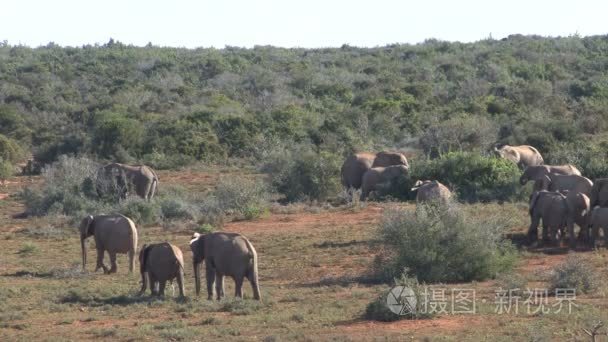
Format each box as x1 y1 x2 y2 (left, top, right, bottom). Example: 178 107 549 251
371 151 409 169
411 180 452 204
589 178 608 208
535 174 593 197
360 165 409 200
340 152 376 189
96 163 159 200
494 144 544 169
190 232 261 300
527 190 590 247
139 242 185 298
590 206 608 247
340 151 409 190
519 164 582 186
80 214 138 274
562 191 591 247
528 191 568 244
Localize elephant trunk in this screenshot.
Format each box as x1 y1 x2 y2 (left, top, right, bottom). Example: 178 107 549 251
193 262 201 296
81 236 87 271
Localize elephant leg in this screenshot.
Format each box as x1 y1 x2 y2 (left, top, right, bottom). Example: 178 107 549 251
149 274 158 296
591 224 600 247
527 215 540 243
234 276 244 299
159 280 166 297
95 248 109 274
128 249 135 273
541 223 550 243
215 272 224 300
138 272 148 296
205 266 216 301
145 183 153 201
176 271 185 298
567 221 576 249
246 269 261 300
109 252 118 274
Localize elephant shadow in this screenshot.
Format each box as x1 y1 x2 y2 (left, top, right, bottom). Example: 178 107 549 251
505 232 594 254
60 292 188 306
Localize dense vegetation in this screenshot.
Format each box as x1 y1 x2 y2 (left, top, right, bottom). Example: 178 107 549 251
2 35 608 170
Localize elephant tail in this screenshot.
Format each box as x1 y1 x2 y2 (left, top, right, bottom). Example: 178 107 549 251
243 237 261 300
140 244 151 275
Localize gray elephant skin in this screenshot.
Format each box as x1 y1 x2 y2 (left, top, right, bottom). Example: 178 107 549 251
590 207 608 247
528 191 567 244
139 242 185 297
80 214 138 273
340 151 408 189
360 165 409 200
411 180 452 204
519 164 582 186
590 178 608 208
190 232 261 300
528 191 590 247
535 174 593 197
494 144 544 168
97 163 159 200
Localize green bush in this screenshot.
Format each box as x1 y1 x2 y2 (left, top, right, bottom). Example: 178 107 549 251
546 141 608 180
116 197 160 225
159 197 200 221
375 152 523 203
215 176 270 219
22 156 107 217
265 149 341 202
0 134 24 163
377 203 517 283
0 158 14 182
549 256 597 294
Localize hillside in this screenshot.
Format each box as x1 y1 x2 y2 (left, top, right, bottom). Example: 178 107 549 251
1 35 608 170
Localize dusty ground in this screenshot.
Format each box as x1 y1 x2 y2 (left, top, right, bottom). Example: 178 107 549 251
0 171 607 341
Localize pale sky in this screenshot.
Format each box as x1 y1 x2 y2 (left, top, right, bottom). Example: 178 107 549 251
1 0 606 48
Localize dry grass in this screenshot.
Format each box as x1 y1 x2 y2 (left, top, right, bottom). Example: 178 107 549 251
0 171 607 341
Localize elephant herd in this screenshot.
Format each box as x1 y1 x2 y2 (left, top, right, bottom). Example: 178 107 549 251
340 151 452 203
78 162 261 300
80 213 260 300
341 144 608 249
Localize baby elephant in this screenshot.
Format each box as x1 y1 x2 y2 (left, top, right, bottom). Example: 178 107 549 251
590 207 608 248
411 180 452 204
139 242 185 297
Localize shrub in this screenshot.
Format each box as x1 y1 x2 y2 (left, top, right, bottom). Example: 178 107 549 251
194 224 216 234
549 256 597 294
160 197 200 221
116 197 160 225
215 175 270 219
0 134 24 163
0 158 13 182
265 148 341 202
377 203 517 283
365 273 432 321
374 152 523 203
22 156 106 217
199 196 225 227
